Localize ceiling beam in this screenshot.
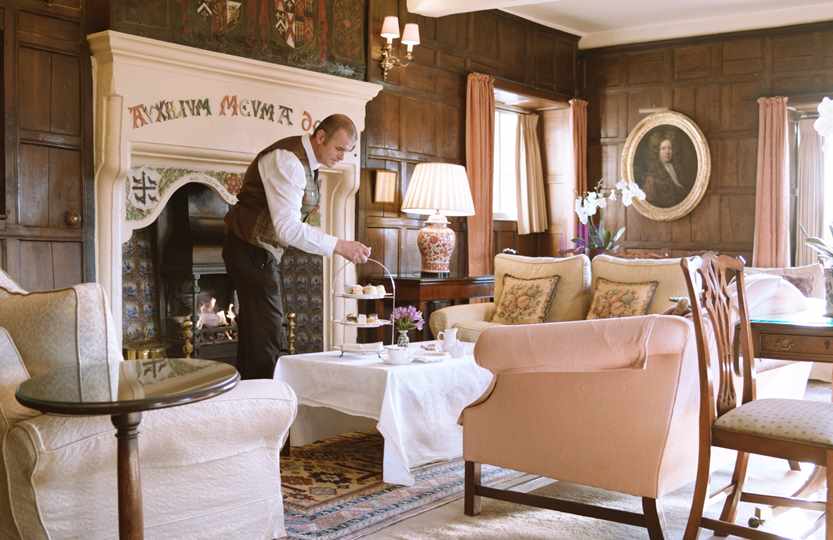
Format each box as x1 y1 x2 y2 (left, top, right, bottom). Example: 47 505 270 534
407 0 556 18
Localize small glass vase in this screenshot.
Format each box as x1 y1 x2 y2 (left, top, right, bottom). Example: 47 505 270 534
397 329 410 348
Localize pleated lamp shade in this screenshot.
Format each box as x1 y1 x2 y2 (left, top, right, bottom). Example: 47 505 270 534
401 163 475 274
401 163 475 217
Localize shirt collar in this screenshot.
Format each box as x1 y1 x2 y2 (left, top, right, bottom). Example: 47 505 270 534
301 134 321 171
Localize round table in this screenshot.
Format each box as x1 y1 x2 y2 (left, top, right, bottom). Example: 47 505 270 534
16 357 239 540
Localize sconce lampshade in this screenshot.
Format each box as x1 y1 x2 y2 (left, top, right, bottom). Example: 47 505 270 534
381 16 400 40
401 23 420 46
401 163 475 274
373 170 397 203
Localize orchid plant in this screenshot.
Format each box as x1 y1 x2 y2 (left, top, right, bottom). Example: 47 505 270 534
572 180 646 254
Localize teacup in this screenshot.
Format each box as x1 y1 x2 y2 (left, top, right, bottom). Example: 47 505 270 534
437 328 459 352
385 345 413 365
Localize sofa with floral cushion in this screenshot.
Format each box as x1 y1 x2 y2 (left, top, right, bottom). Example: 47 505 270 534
429 253 811 402
0 271 298 540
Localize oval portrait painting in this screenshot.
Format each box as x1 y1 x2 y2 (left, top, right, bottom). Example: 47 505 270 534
621 111 710 221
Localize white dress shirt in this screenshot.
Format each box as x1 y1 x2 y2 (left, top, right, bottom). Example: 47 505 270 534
258 134 338 258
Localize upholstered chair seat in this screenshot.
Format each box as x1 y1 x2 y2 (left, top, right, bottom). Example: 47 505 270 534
714 398 833 446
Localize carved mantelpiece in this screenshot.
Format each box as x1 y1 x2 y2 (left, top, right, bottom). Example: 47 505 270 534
88 30 381 349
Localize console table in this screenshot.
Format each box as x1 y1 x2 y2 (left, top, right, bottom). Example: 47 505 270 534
369 274 495 341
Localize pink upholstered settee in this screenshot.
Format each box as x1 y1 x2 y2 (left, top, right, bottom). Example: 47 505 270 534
462 315 699 536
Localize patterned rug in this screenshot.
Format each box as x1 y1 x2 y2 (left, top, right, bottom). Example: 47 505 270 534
281 432 525 540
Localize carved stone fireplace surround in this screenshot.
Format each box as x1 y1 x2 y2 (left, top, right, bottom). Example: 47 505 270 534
89 30 381 349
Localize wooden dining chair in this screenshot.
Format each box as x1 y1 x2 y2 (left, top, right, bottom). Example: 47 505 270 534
681 254 833 540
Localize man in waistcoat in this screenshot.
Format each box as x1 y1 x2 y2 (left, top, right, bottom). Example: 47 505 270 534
223 114 371 379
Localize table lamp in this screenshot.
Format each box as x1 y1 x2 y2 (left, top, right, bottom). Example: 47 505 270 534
401 163 475 274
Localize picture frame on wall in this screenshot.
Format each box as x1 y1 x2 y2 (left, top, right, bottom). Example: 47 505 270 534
621 111 711 222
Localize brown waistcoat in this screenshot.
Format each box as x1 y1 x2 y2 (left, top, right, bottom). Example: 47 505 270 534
224 136 320 260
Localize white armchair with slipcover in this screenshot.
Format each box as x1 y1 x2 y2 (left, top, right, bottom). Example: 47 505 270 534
0 272 297 540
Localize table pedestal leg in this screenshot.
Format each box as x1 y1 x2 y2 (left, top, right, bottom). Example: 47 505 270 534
112 412 144 540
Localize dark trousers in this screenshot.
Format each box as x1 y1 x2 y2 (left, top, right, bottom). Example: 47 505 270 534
222 232 284 380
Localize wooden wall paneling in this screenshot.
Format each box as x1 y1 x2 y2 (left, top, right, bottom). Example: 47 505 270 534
6 6 87 287
3 7 11 225
18 239 52 290
469 12 499 67
19 46 50 132
360 225 398 279
497 16 525 83
401 96 435 156
17 11 79 53
720 81 762 132
721 37 764 76
49 53 80 135
721 194 755 244
18 143 48 227
627 87 671 131
541 107 573 256
435 13 468 52
690 194 722 245
48 147 81 229
599 92 627 139
554 37 576 95
626 51 669 85
51 240 81 288
530 31 555 90
673 44 713 81
434 102 461 160
401 227 421 274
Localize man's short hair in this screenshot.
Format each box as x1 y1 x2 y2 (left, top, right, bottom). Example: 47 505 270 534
313 114 357 142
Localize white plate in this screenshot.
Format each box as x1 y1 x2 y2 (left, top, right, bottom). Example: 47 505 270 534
335 292 393 300
333 319 391 328
338 342 384 354
413 351 451 363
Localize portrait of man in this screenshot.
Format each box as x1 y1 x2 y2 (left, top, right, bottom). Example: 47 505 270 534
633 126 698 209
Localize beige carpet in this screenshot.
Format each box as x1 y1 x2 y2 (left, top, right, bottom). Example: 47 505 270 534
374 454 825 539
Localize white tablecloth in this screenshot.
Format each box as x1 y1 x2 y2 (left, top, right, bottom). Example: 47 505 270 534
273 342 493 485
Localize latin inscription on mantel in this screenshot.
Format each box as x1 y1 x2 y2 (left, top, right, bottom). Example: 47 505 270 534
128 94 321 131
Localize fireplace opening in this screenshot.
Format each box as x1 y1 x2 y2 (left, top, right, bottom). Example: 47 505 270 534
122 179 326 362
157 182 239 364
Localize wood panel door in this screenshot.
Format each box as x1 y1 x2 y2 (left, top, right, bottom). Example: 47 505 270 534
1 1 91 291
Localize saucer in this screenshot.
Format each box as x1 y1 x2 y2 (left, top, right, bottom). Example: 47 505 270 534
414 351 450 363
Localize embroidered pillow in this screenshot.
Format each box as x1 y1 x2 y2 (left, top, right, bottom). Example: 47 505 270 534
491 274 559 325
783 275 815 298
586 278 659 319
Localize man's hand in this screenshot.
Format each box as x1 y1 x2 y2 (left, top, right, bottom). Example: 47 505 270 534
335 239 372 264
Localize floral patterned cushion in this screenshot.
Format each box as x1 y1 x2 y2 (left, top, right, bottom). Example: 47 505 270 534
715 398 833 447
491 274 559 325
586 278 658 319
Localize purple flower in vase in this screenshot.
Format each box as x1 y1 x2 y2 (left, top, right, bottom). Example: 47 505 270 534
391 305 424 332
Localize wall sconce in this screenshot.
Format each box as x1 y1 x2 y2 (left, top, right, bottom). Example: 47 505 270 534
373 169 398 203
380 16 420 81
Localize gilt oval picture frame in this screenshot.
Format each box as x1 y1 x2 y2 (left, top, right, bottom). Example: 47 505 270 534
621 111 710 222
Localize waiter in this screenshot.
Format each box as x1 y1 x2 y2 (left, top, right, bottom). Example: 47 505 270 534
223 114 371 379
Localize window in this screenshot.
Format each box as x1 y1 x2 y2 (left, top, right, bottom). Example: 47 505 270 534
493 109 519 221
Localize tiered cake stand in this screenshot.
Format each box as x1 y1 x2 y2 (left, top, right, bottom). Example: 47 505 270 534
332 258 397 355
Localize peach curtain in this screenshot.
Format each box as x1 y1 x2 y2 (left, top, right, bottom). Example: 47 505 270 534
516 113 548 234
752 97 790 267
795 118 824 266
466 73 495 276
569 99 589 197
